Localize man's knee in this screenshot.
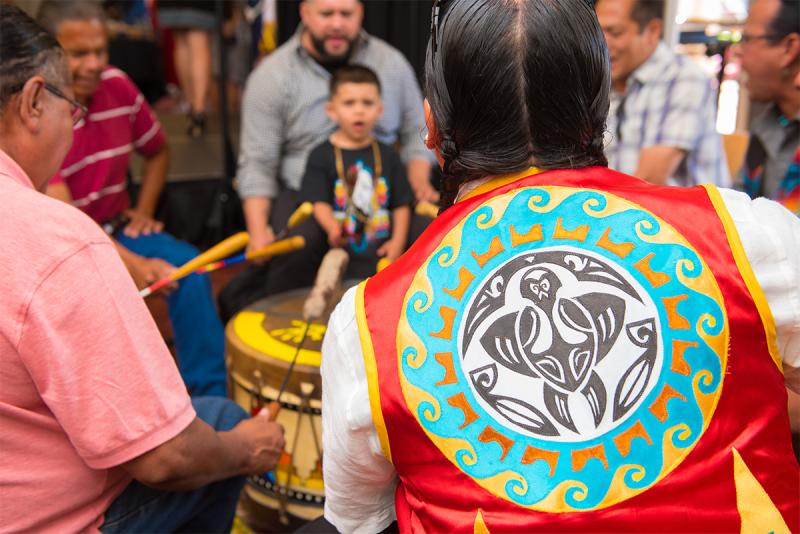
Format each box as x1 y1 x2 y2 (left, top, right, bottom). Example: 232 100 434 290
158 236 200 266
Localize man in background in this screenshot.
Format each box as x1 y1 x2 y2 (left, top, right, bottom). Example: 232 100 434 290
737 0 799 214
38 0 228 397
219 0 433 320
595 0 730 187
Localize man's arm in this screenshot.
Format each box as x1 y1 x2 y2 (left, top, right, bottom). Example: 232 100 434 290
321 288 397 533
393 54 437 203
123 144 169 237
237 64 286 253
20 239 284 491
122 414 284 491
408 158 437 203
634 146 687 186
243 196 276 254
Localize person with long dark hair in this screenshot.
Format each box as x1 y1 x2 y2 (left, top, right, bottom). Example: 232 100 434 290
320 0 800 531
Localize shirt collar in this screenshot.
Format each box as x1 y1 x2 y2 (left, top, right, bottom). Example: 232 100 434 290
751 103 800 137
0 148 34 189
456 167 543 203
629 42 673 87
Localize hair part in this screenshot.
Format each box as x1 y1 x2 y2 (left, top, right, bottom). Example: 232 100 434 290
329 64 382 97
0 4 66 108
36 0 106 36
426 0 611 208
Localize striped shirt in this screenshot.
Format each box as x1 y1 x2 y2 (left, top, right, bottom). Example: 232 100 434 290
236 28 428 199
51 67 166 224
604 43 730 187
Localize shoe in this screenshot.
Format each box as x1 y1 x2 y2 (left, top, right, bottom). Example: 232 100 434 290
187 112 206 138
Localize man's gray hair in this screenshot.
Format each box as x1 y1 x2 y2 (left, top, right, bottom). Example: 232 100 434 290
37 0 106 36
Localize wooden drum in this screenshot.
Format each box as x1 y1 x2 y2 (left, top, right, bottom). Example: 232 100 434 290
226 288 335 529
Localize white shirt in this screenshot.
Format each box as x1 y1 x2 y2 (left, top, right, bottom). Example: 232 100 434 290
320 188 800 534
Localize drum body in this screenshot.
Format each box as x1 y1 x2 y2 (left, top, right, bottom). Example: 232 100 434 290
227 289 330 528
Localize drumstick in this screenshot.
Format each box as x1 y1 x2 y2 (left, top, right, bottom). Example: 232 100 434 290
194 203 310 278
139 231 250 298
416 200 439 219
277 202 313 239
262 249 349 421
376 257 392 272
196 236 306 274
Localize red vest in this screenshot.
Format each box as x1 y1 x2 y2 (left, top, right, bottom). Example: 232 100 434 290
356 167 799 532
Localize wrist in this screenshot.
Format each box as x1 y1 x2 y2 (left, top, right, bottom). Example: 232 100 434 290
218 428 252 477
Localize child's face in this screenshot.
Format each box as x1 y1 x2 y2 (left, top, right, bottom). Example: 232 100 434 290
327 82 383 143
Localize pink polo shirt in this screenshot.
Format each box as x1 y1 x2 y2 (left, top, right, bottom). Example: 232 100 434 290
0 149 195 532
50 66 166 224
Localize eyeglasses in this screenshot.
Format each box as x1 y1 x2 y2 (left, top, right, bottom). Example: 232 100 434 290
43 82 88 125
430 0 450 55
739 32 786 45
9 80 88 125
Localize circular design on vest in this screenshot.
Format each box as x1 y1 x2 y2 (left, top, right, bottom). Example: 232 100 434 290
396 186 728 512
461 247 662 443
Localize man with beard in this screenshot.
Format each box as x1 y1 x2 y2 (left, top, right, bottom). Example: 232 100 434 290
219 0 432 319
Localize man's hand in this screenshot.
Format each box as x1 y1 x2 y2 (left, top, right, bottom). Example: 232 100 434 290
233 415 286 474
411 179 440 204
327 225 345 248
247 225 277 263
377 237 405 262
128 255 176 291
122 209 164 238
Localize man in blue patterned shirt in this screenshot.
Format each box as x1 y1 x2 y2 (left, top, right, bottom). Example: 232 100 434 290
595 0 730 187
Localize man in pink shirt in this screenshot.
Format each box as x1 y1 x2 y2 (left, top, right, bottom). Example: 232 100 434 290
38 0 227 397
0 6 284 532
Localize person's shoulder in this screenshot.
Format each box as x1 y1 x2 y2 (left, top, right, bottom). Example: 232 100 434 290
1 181 110 259
667 50 711 82
98 66 142 94
309 139 334 159
250 40 301 80
717 187 800 239
362 33 412 68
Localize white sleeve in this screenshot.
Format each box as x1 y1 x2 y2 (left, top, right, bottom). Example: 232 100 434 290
321 286 397 534
719 188 800 369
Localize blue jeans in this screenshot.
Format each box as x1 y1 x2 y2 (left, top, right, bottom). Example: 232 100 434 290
116 231 226 397
101 397 248 533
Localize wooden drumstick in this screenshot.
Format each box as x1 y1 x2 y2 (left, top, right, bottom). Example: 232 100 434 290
139 231 250 297
197 204 310 280
277 202 313 240
196 236 306 274
416 200 439 219
376 257 392 272
262 249 350 421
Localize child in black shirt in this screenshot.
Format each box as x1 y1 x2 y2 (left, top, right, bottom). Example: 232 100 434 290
300 65 413 279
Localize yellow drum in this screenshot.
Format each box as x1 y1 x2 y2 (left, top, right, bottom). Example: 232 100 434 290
226 288 331 529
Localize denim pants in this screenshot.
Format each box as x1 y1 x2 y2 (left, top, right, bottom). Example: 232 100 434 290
116 231 227 397
101 397 248 533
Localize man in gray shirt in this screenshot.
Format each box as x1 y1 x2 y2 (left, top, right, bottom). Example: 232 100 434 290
220 0 433 319
738 0 799 208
